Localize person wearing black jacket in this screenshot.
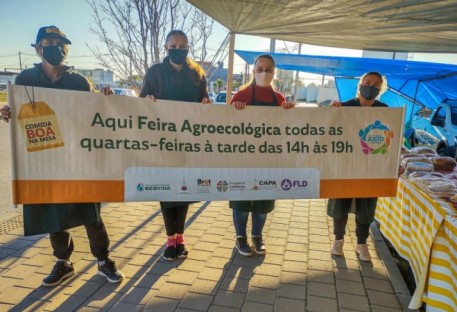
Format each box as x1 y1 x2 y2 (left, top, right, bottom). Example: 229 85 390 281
327 71 388 262
1 26 124 286
140 30 211 261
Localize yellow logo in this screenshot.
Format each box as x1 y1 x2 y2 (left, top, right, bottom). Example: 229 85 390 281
18 101 64 152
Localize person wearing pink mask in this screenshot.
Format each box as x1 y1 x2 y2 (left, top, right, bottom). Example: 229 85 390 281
230 54 294 256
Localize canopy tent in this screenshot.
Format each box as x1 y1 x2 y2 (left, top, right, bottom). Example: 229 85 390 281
234 50 457 123
187 0 457 53
187 0 457 105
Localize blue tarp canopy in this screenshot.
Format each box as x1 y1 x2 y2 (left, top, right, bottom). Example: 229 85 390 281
235 50 457 122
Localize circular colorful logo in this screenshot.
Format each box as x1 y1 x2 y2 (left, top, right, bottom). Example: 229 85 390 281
359 120 394 155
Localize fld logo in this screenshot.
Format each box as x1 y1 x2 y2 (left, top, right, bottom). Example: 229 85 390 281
359 120 394 155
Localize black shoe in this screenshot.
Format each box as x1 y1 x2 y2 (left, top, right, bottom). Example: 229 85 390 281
163 245 176 261
235 236 253 256
176 244 188 258
42 260 75 287
97 258 124 283
252 236 266 255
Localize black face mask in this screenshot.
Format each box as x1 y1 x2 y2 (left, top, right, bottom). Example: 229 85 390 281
168 49 188 65
42 45 66 66
359 85 380 100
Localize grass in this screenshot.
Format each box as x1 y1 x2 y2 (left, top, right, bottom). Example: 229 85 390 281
0 91 7 103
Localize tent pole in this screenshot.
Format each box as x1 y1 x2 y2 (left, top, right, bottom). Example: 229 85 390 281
226 32 236 105
293 43 302 103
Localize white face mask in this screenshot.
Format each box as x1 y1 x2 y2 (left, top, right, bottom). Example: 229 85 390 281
255 72 274 87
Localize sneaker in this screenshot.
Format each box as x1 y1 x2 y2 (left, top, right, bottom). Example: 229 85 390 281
331 239 344 256
176 236 188 259
163 245 176 261
356 244 372 262
42 260 75 287
176 244 189 258
98 258 124 283
235 236 253 256
251 236 266 255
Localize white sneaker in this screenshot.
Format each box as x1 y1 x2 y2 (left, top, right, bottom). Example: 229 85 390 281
356 244 372 261
331 239 344 256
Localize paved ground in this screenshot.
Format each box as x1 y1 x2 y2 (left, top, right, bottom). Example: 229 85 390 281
0 199 417 312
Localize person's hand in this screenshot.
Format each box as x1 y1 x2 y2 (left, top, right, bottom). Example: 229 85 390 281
330 100 342 107
281 101 295 109
1 105 11 123
202 97 211 104
101 86 114 95
231 101 247 110
145 94 157 102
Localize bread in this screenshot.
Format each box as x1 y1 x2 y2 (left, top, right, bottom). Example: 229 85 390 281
410 146 437 155
432 156 457 171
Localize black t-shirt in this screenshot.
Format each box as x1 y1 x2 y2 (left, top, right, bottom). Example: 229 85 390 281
342 98 388 107
15 63 93 91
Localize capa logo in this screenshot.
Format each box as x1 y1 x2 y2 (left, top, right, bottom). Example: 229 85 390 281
259 181 276 186
359 120 394 155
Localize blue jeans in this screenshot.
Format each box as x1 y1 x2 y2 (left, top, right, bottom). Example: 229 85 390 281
233 210 267 237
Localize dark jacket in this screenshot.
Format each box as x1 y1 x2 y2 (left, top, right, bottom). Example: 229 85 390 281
16 64 100 235
140 56 208 102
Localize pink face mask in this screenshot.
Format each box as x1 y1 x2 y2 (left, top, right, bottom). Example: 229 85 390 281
255 72 274 87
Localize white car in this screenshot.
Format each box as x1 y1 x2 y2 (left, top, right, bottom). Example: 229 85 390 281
113 88 137 97
213 91 235 105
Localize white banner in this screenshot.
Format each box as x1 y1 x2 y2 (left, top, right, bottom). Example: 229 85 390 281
7 85 404 203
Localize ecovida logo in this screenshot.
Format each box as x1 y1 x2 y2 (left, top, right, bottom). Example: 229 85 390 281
359 120 394 155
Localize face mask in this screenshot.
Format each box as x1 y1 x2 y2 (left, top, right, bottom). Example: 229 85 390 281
42 45 66 66
168 49 188 65
359 85 380 100
255 72 274 87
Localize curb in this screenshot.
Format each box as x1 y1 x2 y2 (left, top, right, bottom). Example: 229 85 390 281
371 222 419 312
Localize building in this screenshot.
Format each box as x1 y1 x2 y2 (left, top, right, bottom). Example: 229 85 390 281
200 61 243 92
0 71 18 89
73 68 114 89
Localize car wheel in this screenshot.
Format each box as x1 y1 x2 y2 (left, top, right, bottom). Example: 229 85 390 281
437 145 448 156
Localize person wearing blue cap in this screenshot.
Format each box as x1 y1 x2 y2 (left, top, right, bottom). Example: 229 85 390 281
1 25 124 286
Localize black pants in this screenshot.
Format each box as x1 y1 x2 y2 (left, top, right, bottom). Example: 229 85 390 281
50 219 110 261
333 217 370 244
161 205 189 236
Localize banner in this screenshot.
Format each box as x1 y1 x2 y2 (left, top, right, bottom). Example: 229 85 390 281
8 85 404 204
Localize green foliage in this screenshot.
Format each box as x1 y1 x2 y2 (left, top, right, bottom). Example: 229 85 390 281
0 92 7 103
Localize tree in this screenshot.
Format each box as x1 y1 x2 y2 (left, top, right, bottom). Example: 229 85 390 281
215 78 224 92
85 0 214 84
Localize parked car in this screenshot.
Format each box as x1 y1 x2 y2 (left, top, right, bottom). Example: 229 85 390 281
407 100 457 157
208 92 216 102
112 88 137 97
213 91 236 104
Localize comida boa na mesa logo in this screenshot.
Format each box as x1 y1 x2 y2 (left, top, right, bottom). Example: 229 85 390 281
359 120 394 155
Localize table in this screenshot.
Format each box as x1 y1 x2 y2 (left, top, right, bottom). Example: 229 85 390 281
375 177 457 311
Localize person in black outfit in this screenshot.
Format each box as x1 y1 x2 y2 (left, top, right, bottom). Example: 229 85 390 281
140 30 211 261
1 26 124 286
327 71 388 262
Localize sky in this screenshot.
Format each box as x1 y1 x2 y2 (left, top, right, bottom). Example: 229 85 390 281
2 0 457 84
